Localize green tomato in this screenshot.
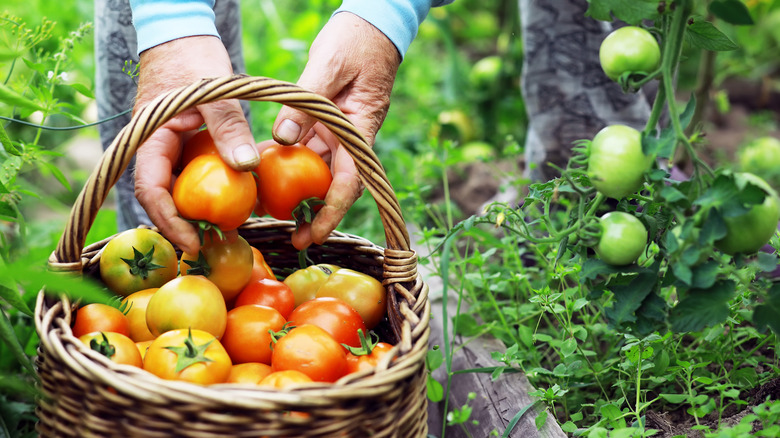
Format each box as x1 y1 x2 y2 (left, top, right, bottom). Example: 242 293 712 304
588 125 654 199
469 56 503 89
595 212 648 266
714 172 780 255
738 137 780 190
599 26 661 81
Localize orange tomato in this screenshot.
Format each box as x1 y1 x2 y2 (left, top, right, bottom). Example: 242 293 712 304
79 331 143 367
220 305 287 364
121 288 157 342
346 342 394 374
287 297 366 349
226 362 273 385
136 340 154 360
145 275 227 339
271 324 347 383
143 329 232 384
249 246 275 282
72 303 130 338
258 370 314 389
180 233 254 302
179 129 219 170
172 154 257 231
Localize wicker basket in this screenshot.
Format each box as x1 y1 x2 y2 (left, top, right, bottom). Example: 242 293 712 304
34 75 430 437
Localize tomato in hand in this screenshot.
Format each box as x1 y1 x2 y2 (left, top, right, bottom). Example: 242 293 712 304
121 288 157 342
588 125 653 199
715 172 780 255
99 228 178 296
226 362 273 386
599 26 661 81
234 278 296 320
271 324 348 383
72 303 131 338
594 211 648 266
172 153 257 231
79 331 143 368
287 297 367 349
315 268 386 330
143 328 232 385
283 264 341 307
179 129 219 170
254 144 332 221
180 232 254 302
220 304 287 365
145 275 227 339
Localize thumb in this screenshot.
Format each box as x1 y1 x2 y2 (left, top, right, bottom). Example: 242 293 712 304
199 99 260 171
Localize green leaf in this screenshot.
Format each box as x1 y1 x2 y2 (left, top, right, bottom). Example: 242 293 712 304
69 83 95 99
685 20 739 51
669 280 735 333
426 375 444 402
0 83 44 111
1 156 23 186
534 410 548 431
660 393 689 404
605 272 657 327
709 0 754 25
585 0 661 25
39 161 71 191
0 308 36 376
635 293 668 335
0 123 20 156
690 260 719 290
755 252 779 273
753 284 780 335
426 348 444 371
452 313 481 337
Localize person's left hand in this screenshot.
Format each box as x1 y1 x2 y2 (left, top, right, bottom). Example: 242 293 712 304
269 12 402 250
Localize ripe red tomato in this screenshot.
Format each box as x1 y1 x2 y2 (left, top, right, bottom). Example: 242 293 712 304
99 228 178 296
249 246 275 283
315 268 387 330
172 154 257 231
254 144 332 221
594 211 648 266
226 362 273 386
588 125 653 199
599 26 661 81
283 264 341 307
72 303 131 338
143 328 232 385
121 288 157 342
271 324 348 383
145 275 228 339
79 331 143 368
179 129 219 170
220 304 287 365
180 233 254 301
287 297 367 349
234 278 296 320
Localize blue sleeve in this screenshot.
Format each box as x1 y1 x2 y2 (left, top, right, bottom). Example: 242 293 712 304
335 0 455 60
129 0 219 54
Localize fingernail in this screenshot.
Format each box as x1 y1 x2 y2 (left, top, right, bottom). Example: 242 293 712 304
276 119 301 144
233 143 260 167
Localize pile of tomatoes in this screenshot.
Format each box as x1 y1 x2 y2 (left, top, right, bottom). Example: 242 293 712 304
74 131 394 388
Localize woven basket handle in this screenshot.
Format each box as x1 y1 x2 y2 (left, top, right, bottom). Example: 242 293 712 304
51 75 412 268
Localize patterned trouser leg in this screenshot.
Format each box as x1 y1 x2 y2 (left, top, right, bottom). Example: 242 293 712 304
519 0 653 183
94 0 248 232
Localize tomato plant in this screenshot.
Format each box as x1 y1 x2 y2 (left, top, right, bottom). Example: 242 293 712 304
594 211 648 266
271 324 348 383
99 228 178 296
180 233 254 302
587 124 653 200
254 143 332 221
234 278 296 319
172 153 257 231
71 303 131 338
315 268 386 329
226 362 273 386
287 297 367 349
79 332 143 368
143 328 232 385
283 263 340 307
121 288 157 342
714 172 780 255
145 275 228 339
220 304 287 365
599 25 661 81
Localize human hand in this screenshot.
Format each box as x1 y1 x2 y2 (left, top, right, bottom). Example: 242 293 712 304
133 36 259 255
271 12 402 250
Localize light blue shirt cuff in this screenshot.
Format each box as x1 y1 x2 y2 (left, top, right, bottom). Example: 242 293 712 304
130 0 220 54
335 0 443 59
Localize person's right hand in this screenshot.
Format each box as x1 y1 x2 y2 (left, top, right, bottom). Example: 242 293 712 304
133 36 259 255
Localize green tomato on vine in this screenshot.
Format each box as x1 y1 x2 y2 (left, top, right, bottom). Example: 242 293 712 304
599 26 661 82
594 212 648 266
587 124 654 199
714 172 780 255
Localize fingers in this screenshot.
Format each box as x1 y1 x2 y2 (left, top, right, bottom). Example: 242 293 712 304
199 99 259 171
